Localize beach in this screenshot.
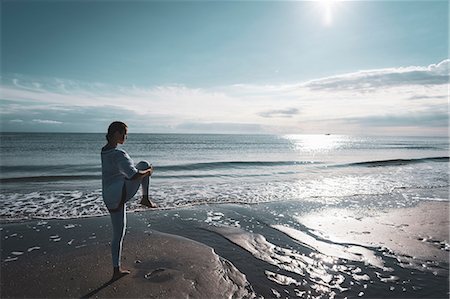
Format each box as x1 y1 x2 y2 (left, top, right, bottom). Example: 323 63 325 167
1 133 449 298
2 0 449 296
2 0 449 295
1 198 448 298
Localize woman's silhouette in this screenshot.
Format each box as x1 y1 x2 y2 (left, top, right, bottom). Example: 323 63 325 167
101 121 156 280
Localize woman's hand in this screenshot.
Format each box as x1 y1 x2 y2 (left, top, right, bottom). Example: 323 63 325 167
141 165 153 177
146 165 154 176
131 166 153 180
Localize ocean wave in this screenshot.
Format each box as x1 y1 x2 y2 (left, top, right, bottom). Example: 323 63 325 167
1 160 317 174
342 157 449 168
0 160 317 183
0 175 101 183
377 145 448 150
1 157 447 183
0 164 100 172
0 173 275 184
157 160 319 171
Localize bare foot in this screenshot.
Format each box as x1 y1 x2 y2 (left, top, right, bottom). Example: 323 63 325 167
112 267 130 281
140 196 158 208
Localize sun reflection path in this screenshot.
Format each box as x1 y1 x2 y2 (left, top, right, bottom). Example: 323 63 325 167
283 134 344 154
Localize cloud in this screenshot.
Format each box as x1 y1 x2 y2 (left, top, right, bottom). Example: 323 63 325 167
1 60 448 135
303 59 449 91
1 75 243 121
175 122 265 134
32 119 63 124
408 95 448 101
6 75 111 96
258 108 300 118
0 101 179 132
343 111 448 128
338 111 449 136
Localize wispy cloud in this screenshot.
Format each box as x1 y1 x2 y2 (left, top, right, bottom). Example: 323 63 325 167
408 95 448 101
1 60 448 135
343 110 449 128
258 108 300 118
303 59 449 91
175 122 265 134
32 119 63 124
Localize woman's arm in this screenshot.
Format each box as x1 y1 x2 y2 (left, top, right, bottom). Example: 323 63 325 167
116 150 153 181
130 166 153 180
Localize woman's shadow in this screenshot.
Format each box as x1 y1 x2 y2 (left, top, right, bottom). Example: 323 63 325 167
80 274 127 298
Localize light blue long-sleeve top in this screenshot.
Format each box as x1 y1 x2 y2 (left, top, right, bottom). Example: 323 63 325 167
101 147 138 210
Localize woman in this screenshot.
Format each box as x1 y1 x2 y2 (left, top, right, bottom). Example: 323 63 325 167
101 121 157 280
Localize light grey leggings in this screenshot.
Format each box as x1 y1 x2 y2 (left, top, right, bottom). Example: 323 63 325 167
110 160 150 267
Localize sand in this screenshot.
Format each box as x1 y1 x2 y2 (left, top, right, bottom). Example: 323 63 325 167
1 199 449 298
0 216 254 298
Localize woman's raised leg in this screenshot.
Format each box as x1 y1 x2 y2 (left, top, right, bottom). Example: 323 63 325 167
125 160 156 208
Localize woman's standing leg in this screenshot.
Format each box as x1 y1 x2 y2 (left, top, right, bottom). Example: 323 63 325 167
109 203 130 278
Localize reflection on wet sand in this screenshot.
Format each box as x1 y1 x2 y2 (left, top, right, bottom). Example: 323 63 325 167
207 201 449 298
208 225 385 298
296 202 449 275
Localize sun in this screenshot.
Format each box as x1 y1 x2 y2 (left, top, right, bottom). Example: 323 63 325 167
315 0 341 26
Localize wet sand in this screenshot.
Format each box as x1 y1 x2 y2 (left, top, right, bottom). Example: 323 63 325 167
0 216 254 298
1 199 449 298
297 201 449 265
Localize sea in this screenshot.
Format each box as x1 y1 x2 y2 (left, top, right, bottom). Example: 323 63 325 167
0 133 448 221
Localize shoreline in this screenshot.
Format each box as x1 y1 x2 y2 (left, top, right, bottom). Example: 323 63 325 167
1 199 449 298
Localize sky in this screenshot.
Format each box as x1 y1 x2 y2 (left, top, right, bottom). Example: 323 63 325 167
0 0 448 135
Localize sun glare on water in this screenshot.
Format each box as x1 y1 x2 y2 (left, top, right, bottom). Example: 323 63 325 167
284 134 343 153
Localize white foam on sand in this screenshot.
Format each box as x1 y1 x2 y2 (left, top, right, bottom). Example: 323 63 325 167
0 190 108 221
204 210 241 227
271 224 386 270
207 209 450 299
208 226 366 297
4 170 446 221
294 201 449 274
